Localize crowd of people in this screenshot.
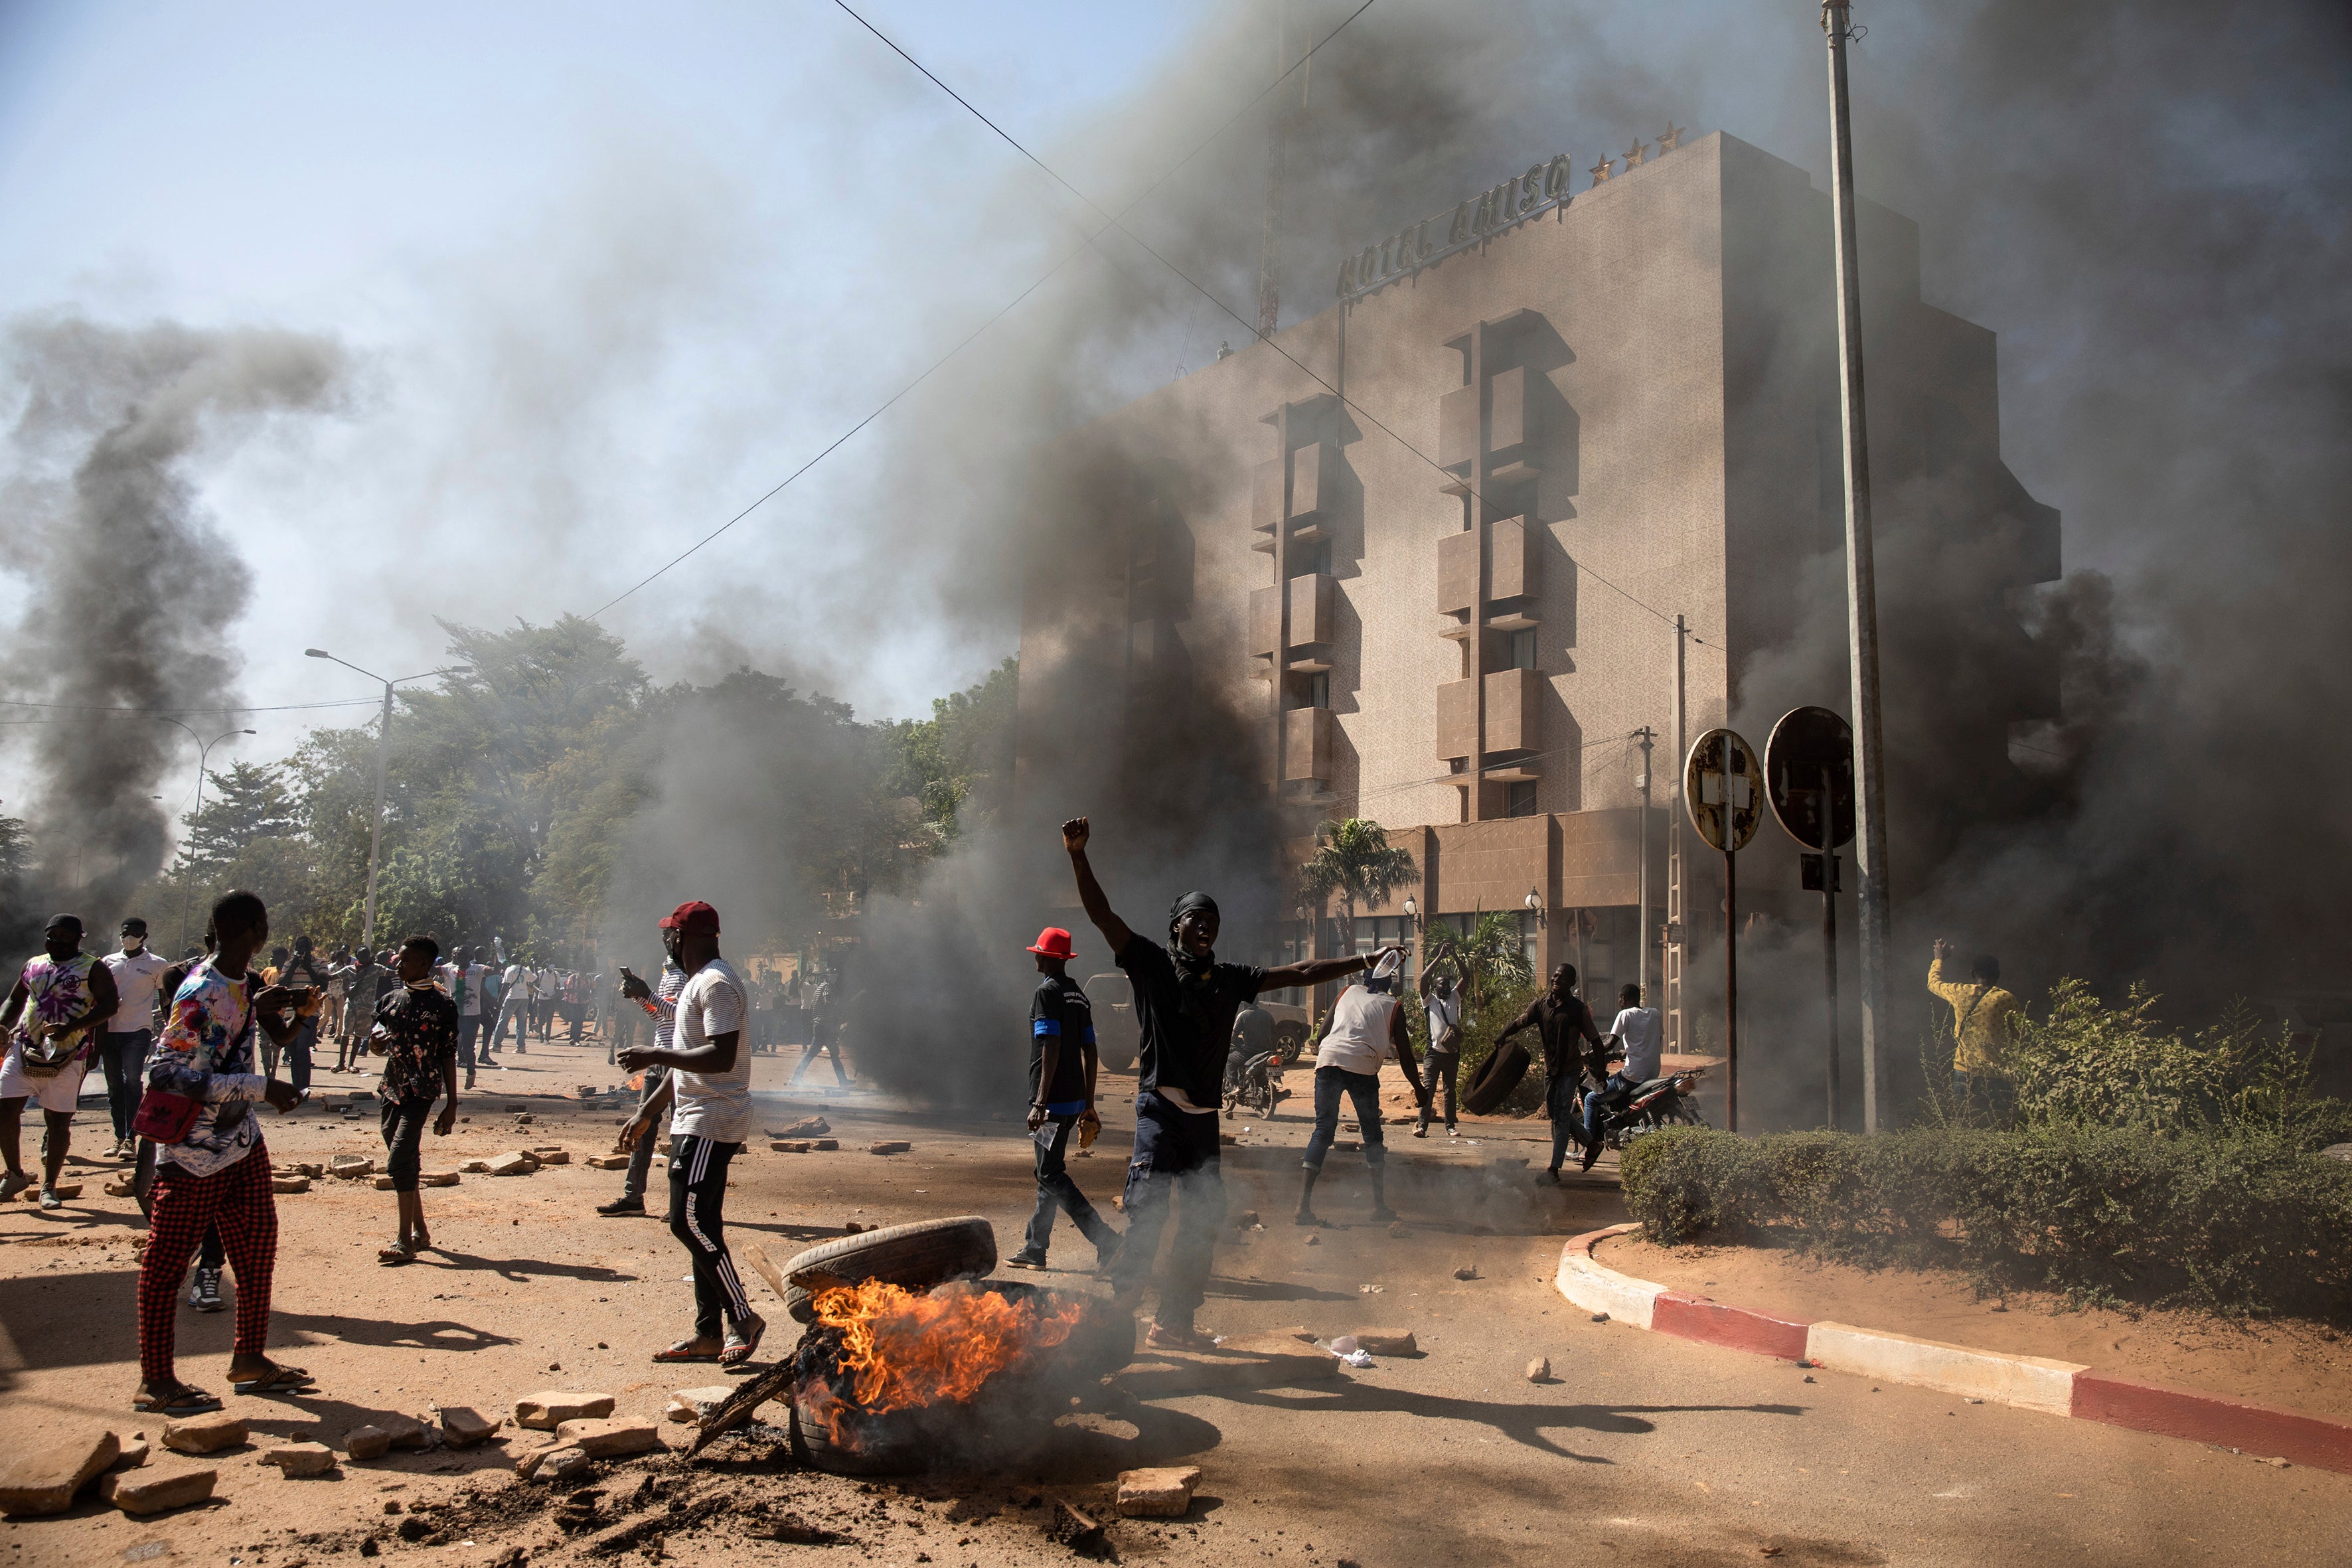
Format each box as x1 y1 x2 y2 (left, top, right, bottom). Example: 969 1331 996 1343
5 812 1970 1401
0 890 857 1410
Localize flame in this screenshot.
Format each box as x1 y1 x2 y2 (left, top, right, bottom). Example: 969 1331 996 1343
805 1279 1095 1447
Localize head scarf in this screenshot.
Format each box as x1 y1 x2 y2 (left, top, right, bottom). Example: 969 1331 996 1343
1167 891 1219 982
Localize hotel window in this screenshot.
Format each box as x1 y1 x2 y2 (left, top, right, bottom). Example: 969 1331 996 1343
1510 628 1537 670
1506 779 1537 817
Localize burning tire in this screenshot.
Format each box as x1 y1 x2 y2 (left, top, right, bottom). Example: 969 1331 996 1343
787 1278 1130 1474
777 1215 998 1324
1460 1038 1531 1116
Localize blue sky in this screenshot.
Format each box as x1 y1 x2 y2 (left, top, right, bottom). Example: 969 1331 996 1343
0 0 1221 809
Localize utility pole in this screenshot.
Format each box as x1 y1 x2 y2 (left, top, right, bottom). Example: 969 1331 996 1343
1665 615 1688 1053
363 681 392 949
155 720 255 951
307 649 468 952
1255 0 1289 339
1823 0 1894 1130
1633 725 1656 1004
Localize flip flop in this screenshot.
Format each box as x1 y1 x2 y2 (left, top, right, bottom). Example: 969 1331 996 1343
652 1341 721 1364
230 1366 316 1396
132 1388 223 1416
720 1316 767 1367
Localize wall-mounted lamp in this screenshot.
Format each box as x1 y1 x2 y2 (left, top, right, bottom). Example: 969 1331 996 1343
1401 896 1420 932
1525 888 1547 928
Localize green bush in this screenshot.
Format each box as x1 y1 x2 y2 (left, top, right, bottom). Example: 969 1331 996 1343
1619 1124 2352 1320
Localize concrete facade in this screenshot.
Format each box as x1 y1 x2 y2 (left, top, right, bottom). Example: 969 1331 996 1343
1017 131 2058 1021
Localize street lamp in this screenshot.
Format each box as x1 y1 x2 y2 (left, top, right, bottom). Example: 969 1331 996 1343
305 649 468 950
154 719 256 950
1524 888 1547 929
1401 896 1419 931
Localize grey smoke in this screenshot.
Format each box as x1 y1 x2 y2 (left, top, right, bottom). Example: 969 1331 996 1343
0 315 345 937
803 0 2350 1125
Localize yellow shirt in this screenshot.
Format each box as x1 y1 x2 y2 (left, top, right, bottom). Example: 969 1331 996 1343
1928 957 2019 1077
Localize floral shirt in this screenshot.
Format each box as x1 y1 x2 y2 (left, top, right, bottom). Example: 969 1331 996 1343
10 951 101 1068
149 960 270 1177
374 982 459 1105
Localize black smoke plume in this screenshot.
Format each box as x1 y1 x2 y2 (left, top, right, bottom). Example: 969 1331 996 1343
0 315 345 943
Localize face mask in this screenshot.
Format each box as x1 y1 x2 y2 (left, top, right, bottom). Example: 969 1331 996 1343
122 935 145 953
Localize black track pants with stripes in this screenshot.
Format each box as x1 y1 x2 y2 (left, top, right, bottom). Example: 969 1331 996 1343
666 1134 751 1338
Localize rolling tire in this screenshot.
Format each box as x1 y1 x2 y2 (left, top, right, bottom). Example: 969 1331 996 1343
777 1215 997 1324
1460 1040 1531 1116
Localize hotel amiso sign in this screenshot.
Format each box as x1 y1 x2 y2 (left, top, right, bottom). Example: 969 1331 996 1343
1337 154 1576 302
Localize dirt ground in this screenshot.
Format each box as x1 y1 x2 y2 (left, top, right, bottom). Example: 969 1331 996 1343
1599 1232 2352 1421
4 1031 2347 1568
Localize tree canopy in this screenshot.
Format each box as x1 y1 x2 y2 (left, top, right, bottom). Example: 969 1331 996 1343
122 617 1018 964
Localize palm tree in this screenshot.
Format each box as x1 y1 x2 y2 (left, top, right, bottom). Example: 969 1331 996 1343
1296 817 1418 959
1424 909 1535 1014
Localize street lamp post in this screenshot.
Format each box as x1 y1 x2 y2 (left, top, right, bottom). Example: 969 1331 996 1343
1821 0 1895 1131
155 720 256 951
305 650 467 951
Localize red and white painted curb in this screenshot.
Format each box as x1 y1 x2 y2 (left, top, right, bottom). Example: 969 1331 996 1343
1558 1223 2352 1475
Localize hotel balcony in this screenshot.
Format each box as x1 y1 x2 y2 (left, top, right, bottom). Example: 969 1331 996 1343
1250 573 1338 674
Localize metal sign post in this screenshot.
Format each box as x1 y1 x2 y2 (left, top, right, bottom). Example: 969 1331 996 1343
1765 706 1857 1131
1685 727 1762 1133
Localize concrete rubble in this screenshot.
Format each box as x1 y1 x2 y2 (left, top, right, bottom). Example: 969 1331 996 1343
514 1391 615 1429
343 1425 392 1460
0 1427 120 1516
262 1441 337 1477
160 1411 247 1455
1526 1356 1551 1382
868 1140 911 1155
554 1418 660 1458
665 1387 735 1424
1115 1465 1203 1518
100 1465 216 1516
438 1407 499 1447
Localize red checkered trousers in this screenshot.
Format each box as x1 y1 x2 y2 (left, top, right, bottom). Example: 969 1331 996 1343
138 1140 277 1384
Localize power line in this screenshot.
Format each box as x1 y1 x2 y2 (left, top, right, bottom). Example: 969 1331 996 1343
0 696 383 716
834 0 1725 655
587 0 1384 620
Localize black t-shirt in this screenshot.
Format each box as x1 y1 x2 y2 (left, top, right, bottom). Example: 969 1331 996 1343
1118 934 1267 1111
1529 994 1603 1081
374 984 459 1105
1028 975 1094 1108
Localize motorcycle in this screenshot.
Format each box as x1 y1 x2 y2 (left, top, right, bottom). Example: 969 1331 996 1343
1587 1059 1711 1148
1223 1046 1281 1117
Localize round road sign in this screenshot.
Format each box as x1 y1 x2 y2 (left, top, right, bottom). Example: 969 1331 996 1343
1684 728 1763 853
1764 706 1856 852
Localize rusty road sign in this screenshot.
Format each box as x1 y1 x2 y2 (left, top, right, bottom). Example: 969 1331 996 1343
1684 728 1763 854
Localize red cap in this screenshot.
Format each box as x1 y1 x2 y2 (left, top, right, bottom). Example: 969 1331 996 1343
1027 926 1075 961
659 900 721 935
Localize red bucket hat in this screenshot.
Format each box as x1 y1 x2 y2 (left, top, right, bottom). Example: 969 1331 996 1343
1026 926 1075 961
659 900 721 935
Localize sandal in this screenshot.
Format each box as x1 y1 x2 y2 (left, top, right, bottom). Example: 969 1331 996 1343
652 1340 721 1364
721 1314 767 1367
230 1365 316 1396
378 1245 414 1265
133 1387 223 1416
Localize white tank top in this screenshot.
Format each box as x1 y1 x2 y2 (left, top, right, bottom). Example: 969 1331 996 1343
1316 984 1397 1075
